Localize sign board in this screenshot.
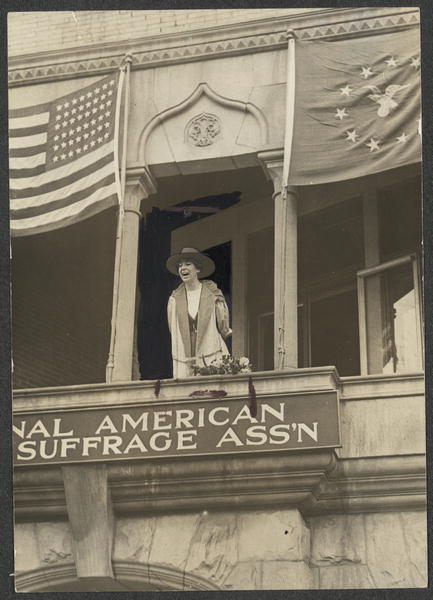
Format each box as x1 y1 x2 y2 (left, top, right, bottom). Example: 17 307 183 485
13 391 340 466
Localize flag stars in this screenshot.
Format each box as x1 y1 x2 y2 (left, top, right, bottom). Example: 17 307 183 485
396 132 408 143
410 56 420 69
366 138 380 152
68 150 74 158
385 57 398 68
345 129 358 143
340 85 353 97
361 66 374 79
335 107 348 120
53 155 59 162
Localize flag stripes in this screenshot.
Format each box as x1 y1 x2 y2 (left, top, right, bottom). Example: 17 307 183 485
9 72 123 236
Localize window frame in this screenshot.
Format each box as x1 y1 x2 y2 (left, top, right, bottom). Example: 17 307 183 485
356 253 423 376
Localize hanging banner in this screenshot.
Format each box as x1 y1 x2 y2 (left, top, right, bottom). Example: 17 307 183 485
13 391 340 466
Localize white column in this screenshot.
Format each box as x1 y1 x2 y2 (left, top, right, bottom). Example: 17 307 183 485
107 167 156 382
259 151 298 370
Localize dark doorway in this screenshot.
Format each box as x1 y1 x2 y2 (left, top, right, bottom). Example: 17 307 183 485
310 288 360 376
138 205 234 380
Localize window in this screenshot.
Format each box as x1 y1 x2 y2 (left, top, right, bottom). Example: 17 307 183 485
357 255 423 375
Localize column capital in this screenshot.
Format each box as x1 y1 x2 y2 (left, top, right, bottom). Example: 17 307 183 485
258 149 284 190
258 150 299 199
124 166 157 214
126 165 157 197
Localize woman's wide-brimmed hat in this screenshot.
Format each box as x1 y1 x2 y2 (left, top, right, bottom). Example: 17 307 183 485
166 247 215 278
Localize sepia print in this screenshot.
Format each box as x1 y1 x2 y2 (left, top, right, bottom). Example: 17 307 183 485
8 7 426 592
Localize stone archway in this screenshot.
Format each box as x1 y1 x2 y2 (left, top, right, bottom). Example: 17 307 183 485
15 560 219 592
136 82 268 176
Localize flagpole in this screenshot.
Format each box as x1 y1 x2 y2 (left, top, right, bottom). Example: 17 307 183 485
277 30 297 370
106 55 131 383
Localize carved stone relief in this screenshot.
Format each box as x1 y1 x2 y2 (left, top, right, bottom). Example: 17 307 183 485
186 113 221 147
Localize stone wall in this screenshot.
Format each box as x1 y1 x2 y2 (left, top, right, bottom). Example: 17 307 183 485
15 508 427 590
309 511 427 589
8 9 310 57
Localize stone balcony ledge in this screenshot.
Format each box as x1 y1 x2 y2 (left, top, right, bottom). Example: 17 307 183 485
13 369 426 519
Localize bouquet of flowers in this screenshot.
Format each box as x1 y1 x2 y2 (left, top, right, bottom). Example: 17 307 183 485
192 355 252 376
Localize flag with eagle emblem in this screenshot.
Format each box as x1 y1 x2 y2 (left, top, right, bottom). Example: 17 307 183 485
288 26 421 185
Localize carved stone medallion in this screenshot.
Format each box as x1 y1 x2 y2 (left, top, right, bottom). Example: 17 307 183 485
186 113 221 147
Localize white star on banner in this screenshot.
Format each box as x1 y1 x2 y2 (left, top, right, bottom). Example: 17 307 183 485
366 138 380 152
335 108 348 120
345 130 358 143
396 133 408 143
411 57 420 69
340 85 353 97
385 57 398 68
361 66 374 79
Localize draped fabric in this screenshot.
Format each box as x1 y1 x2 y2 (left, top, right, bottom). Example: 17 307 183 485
288 27 421 185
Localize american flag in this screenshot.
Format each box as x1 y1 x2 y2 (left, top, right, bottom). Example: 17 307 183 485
9 72 123 236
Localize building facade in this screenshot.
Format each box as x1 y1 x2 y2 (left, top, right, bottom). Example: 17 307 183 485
9 8 426 592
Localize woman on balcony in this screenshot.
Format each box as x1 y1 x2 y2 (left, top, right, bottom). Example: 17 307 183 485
166 247 232 378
